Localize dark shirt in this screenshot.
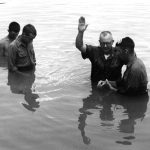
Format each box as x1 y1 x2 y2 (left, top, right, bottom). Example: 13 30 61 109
81 45 124 83
8 36 36 71
117 56 148 95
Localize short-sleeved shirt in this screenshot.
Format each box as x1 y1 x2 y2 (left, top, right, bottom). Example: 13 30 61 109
8 36 36 71
81 45 124 83
116 56 148 95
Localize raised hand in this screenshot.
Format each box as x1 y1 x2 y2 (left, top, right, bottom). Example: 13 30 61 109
78 16 88 32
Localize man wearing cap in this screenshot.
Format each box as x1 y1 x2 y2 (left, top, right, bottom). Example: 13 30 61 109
0 21 20 57
8 24 37 72
103 37 148 95
75 16 124 85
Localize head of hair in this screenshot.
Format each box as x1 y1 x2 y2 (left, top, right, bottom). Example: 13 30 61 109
8 21 20 33
116 37 135 54
22 24 37 37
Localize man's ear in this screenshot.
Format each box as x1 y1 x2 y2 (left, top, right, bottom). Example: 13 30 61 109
111 40 114 44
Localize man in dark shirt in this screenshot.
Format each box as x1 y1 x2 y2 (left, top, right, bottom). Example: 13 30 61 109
8 24 37 72
75 16 124 84
104 37 148 95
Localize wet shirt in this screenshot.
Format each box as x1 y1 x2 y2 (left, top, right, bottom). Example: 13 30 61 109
116 56 148 95
81 45 124 83
8 36 36 71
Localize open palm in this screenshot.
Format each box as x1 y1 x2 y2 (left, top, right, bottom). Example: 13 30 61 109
78 16 88 32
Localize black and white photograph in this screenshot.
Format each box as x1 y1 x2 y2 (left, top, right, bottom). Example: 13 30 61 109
0 0 150 149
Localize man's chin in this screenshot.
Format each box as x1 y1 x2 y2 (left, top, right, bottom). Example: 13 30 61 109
103 49 111 54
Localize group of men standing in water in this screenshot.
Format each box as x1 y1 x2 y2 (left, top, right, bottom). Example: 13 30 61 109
76 16 148 96
0 22 37 72
0 16 148 96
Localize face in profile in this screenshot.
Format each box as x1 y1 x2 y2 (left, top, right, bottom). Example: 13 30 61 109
22 32 35 44
9 30 19 40
115 46 128 64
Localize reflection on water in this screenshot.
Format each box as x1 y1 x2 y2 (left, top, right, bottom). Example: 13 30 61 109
8 69 39 112
78 85 149 145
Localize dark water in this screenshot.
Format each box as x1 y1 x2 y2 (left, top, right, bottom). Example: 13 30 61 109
0 0 150 150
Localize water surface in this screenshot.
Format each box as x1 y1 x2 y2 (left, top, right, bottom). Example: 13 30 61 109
0 0 150 150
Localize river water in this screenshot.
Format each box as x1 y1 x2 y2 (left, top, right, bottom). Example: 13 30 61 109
0 0 150 150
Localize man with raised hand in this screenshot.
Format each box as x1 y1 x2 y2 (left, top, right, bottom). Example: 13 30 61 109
75 16 124 86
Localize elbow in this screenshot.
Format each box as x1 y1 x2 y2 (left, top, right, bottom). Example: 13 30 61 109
75 41 83 51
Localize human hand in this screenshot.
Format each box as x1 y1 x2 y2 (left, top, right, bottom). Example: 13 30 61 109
78 16 88 32
105 79 110 86
105 79 117 91
97 80 106 87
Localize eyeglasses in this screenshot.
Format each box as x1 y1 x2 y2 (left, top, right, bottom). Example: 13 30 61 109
99 41 112 47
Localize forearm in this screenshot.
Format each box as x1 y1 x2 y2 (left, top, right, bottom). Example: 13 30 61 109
109 86 118 91
105 79 118 91
75 31 86 52
108 81 117 88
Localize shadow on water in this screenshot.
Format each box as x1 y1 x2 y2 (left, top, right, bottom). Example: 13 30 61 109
7 69 40 112
78 84 149 145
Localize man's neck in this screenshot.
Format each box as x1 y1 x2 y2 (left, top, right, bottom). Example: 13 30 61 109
7 35 15 42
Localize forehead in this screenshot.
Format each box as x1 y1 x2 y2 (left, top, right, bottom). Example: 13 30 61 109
99 33 113 42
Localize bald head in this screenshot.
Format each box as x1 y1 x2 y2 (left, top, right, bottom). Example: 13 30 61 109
99 31 113 43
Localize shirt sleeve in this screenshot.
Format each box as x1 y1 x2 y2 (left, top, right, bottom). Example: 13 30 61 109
8 44 17 71
81 45 95 60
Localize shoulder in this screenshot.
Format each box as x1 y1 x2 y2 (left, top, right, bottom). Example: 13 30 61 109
132 58 145 69
9 40 18 51
0 36 9 45
81 44 100 59
86 45 101 56
86 44 99 50
131 58 147 75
